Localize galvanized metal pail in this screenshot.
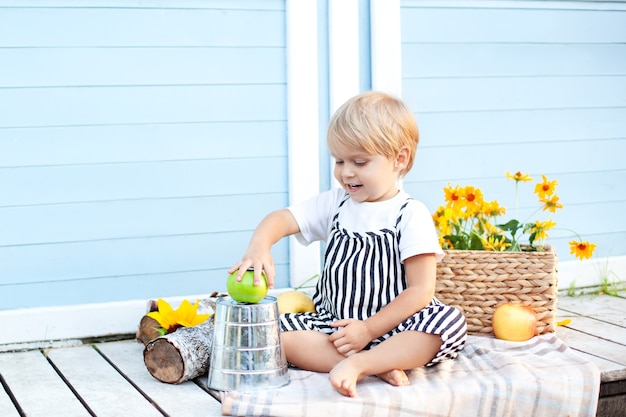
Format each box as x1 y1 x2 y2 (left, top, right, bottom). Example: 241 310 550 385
207 296 289 391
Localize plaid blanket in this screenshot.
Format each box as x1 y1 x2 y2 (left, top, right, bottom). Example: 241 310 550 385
220 334 600 417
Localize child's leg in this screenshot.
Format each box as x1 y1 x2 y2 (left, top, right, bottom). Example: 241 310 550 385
329 331 441 397
282 330 345 372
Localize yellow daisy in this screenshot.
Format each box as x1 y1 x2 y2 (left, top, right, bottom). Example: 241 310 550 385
540 195 564 213
569 240 597 261
147 299 210 333
534 174 559 199
506 171 533 183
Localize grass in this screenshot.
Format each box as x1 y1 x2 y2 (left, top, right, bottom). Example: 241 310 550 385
566 259 625 297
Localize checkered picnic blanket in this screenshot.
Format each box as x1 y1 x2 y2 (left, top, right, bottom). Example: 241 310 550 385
220 334 600 417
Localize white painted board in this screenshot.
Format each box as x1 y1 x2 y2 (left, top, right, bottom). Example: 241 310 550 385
47 345 162 417
0 350 89 417
97 340 222 417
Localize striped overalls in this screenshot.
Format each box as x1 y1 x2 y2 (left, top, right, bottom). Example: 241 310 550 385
280 195 467 365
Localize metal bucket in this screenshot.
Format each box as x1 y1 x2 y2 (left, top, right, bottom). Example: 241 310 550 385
207 296 289 391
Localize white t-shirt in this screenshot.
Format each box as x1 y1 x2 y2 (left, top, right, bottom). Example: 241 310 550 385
288 187 444 262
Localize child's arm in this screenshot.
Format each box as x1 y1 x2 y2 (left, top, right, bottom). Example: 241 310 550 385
367 253 437 333
228 208 301 289
329 253 437 355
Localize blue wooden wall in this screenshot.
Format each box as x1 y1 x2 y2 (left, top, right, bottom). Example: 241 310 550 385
400 1 626 264
0 0 291 309
1 0 625 311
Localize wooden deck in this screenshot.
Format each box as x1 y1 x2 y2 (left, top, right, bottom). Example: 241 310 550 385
0 292 624 417
556 292 626 417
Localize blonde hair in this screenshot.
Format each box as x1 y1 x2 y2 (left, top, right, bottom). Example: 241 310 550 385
327 91 419 177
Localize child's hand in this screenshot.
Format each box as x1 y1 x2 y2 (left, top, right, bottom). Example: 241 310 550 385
328 319 372 356
228 250 275 289
227 208 299 290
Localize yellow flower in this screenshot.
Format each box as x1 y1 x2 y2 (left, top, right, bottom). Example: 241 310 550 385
440 236 454 249
540 195 563 213
147 299 210 333
444 183 463 207
433 172 595 260
433 206 455 237
506 171 533 183
482 200 506 217
529 219 556 241
534 174 558 199
480 220 501 236
569 240 597 261
482 235 512 251
461 186 484 215
462 185 483 203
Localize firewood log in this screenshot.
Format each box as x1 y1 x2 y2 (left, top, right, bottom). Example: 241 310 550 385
136 315 162 345
136 292 221 345
143 319 215 384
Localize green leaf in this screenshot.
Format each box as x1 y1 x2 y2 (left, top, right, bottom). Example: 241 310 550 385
445 234 469 250
469 233 484 250
497 219 520 233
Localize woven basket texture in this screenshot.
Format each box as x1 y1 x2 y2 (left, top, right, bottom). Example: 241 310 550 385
435 245 558 336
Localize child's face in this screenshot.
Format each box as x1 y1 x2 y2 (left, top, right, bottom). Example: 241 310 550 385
331 146 406 203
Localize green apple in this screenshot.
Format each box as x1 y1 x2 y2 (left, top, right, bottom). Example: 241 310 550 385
226 269 268 304
277 290 316 314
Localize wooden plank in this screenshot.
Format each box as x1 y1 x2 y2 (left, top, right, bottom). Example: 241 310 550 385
0 350 89 417
408 170 624 209
563 293 626 312
597 393 626 417
556 327 626 383
401 7 626 43
0 194 285 247
0 0 284 9
557 312 626 346
0 231 289 286
557 294 626 386
0 121 286 167
0 158 287 206
560 346 626 382
0 7 284 48
559 295 626 326
46 345 162 417
0 47 285 88
0 380 20 417
97 341 222 417
0 84 286 129
409 141 625 183
402 43 626 78
0 262 290 310
404 76 626 113
413 108 626 147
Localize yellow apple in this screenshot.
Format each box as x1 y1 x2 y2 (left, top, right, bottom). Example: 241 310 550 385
226 269 268 304
277 290 316 314
492 302 537 342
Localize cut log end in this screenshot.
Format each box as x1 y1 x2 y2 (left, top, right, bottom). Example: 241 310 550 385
139 295 219 384
143 338 185 384
136 315 162 345
143 320 215 384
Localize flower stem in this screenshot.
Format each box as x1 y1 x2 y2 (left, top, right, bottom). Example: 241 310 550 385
294 273 320 291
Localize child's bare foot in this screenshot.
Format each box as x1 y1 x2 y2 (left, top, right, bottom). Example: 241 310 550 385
329 359 363 397
376 369 409 386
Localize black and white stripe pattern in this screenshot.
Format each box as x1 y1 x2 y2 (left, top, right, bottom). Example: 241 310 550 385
281 193 467 364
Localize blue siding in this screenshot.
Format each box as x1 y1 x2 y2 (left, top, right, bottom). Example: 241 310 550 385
2 0 625 312
400 2 626 261
0 1 289 309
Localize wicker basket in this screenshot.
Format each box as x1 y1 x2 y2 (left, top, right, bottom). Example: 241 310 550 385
435 245 558 336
